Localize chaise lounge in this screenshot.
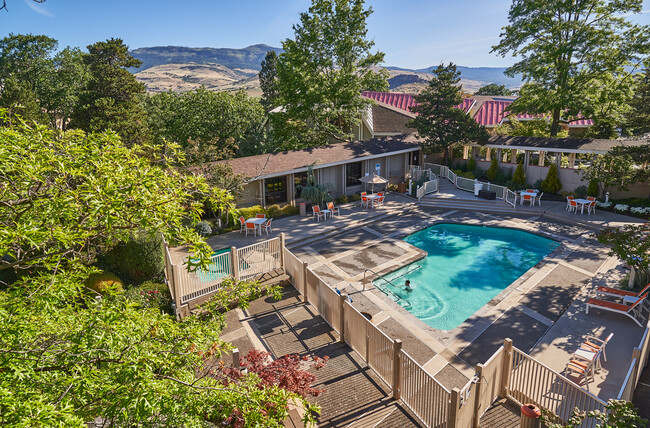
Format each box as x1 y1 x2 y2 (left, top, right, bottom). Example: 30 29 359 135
586 293 649 327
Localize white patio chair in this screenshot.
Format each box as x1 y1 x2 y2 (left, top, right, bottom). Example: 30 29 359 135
244 221 257 236
535 192 543 206
261 218 273 235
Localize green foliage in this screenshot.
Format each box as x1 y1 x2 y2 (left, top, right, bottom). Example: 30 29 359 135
195 221 213 237
474 83 513 96
123 281 172 313
599 223 650 286
70 38 149 146
624 68 650 135
97 233 165 286
541 398 647 428
493 117 568 137
453 169 475 179
84 271 123 294
513 162 526 186
574 185 588 198
296 165 332 206
146 87 266 162
348 193 361 202
407 63 489 163
259 50 279 112
282 204 300 216
492 0 650 136
236 205 266 220
587 179 599 197
273 0 389 148
541 164 562 194
581 144 650 194
486 157 499 181
467 157 476 172
336 195 349 204
265 204 284 219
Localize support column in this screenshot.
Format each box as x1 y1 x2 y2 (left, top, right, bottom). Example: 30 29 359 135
260 180 265 207
496 148 503 164
555 152 562 169
473 364 484 428
568 153 576 169
486 148 492 161
500 338 513 397
231 246 240 281
538 151 545 166
338 295 346 343
512 149 518 163
448 388 461 428
288 173 295 206
463 146 470 159
392 339 403 400
341 166 347 196
523 150 530 167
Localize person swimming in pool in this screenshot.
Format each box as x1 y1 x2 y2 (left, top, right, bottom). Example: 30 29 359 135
405 280 413 291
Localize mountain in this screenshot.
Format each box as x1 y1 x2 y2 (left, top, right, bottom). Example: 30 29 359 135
129 45 522 95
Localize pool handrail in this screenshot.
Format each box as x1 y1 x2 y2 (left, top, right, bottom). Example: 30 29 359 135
363 268 412 309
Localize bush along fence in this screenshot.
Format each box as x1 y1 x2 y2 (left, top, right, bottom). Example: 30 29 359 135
282 246 611 428
162 234 284 318
424 163 520 208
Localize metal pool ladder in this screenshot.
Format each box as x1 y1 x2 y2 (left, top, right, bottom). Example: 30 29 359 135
363 268 412 309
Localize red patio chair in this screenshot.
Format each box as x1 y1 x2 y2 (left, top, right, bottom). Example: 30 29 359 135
239 216 246 233
256 213 266 219
245 221 258 236
312 205 325 222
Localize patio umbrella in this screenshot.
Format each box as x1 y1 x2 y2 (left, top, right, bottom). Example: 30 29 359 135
359 173 388 193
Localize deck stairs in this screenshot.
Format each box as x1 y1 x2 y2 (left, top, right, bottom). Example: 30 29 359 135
419 179 518 214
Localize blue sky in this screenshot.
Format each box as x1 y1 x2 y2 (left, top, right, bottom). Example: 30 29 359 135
2 0 649 69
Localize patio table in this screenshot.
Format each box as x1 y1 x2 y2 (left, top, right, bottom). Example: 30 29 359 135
366 194 381 208
573 198 591 214
518 190 537 206
321 209 332 219
245 217 266 234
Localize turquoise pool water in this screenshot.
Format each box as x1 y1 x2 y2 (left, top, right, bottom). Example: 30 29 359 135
197 248 230 282
373 224 558 330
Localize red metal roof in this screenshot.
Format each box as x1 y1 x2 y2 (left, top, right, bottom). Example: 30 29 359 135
361 91 474 113
474 100 594 127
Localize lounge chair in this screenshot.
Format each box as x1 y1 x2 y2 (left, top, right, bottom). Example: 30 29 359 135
596 282 650 301
580 333 613 363
261 218 273 235
586 293 649 327
244 221 258 236
312 205 325 222
239 216 246 233
327 202 340 217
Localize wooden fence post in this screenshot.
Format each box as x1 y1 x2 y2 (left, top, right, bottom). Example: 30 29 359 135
231 246 239 281
632 347 642 392
302 261 309 302
279 233 285 271
171 264 183 315
392 339 403 400
473 364 484 428
339 295 346 343
232 348 240 368
501 338 513 398
448 388 461 428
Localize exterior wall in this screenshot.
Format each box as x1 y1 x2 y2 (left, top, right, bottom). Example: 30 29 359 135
318 165 344 197
609 183 650 199
237 181 262 207
387 154 406 184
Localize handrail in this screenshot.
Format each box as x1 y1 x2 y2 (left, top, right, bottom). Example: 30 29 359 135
363 268 412 308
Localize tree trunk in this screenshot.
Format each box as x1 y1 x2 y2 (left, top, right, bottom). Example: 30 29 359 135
550 109 561 137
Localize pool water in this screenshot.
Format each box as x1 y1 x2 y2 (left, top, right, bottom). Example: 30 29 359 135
373 224 558 330
197 248 230 282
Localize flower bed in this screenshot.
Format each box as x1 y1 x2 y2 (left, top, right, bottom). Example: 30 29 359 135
595 199 650 219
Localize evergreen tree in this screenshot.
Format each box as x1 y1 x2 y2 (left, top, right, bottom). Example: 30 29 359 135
474 84 512 96
625 68 650 135
541 163 562 193
513 162 526 186
407 63 488 164
273 0 389 148
259 50 279 112
70 38 149 146
486 157 499 181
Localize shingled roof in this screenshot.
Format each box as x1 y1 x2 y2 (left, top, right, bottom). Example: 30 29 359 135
218 134 421 179
486 135 647 153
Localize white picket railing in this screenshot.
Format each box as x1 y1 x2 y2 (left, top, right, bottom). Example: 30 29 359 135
236 237 282 281
618 326 650 401
505 189 517 207
455 176 475 192
423 179 439 195
416 185 425 200
426 163 513 204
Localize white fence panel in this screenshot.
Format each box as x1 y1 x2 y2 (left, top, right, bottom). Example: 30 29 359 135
237 237 281 281
367 323 394 385
416 185 425 200
423 179 438 195
447 170 457 185
284 248 305 295
456 176 475 192
343 301 368 358
505 189 517 208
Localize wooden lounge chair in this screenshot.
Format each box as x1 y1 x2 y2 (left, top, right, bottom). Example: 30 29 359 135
586 293 649 327
580 333 613 363
326 202 340 217
312 205 325 222
596 282 650 301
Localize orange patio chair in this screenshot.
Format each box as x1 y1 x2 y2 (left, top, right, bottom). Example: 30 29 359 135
245 221 258 237
361 195 369 209
256 213 266 219
567 199 578 213
596 282 650 300
261 218 273 235
239 216 246 233
327 202 340 217
521 193 533 206
312 205 325 222
580 333 613 363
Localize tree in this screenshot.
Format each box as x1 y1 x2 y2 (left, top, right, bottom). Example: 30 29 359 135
513 162 526 186
296 165 333 207
541 163 562 193
259 50 280 112
407 63 489 165
493 117 569 138
541 399 647 428
0 114 320 426
624 68 650 135
70 38 149 146
581 143 650 195
474 83 513 96
492 0 650 136
146 87 266 163
273 0 389 148
486 157 499 181
1 0 46 12
598 224 650 287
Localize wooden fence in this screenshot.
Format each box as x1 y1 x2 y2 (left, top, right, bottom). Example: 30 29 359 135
282 246 617 428
164 235 284 317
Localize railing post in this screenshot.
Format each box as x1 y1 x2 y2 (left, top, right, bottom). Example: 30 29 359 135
473 364 484 428
339 295 346 343
302 261 309 302
171 263 183 315
448 388 461 428
231 246 240 281
232 348 240 368
632 347 642 389
501 338 514 398
279 232 286 271
392 339 402 400
365 325 370 362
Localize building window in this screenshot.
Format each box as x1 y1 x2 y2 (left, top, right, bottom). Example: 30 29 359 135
346 162 362 187
265 177 287 205
294 171 308 199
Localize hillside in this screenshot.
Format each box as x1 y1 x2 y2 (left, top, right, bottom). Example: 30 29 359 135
130 45 522 95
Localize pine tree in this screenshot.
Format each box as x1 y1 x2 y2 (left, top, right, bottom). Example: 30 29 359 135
625 68 650 135
259 50 279 112
408 63 489 164
486 157 499 181
513 162 526 186
541 164 562 194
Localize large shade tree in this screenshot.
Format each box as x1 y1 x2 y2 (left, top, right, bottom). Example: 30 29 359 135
407 63 489 164
492 0 650 137
624 68 650 135
273 0 389 149
0 114 320 426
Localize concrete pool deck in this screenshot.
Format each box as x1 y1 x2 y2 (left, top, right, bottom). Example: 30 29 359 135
194 193 646 423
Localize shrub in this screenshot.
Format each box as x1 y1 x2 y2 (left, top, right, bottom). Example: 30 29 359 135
335 195 349 204
387 184 398 192
98 234 165 285
85 271 123 294
541 164 562 194
235 205 265 220
574 185 588 198
266 204 284 218
467 157 476 172
194 221 212 237
533 179 544 190
513 162 526 186
123 281 172 313
282 204 299 216
486 158 499 181
587 179 599 197
458 171 475 179
348 193 361 202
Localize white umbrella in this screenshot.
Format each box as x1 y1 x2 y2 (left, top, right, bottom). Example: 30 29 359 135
359 173 388 193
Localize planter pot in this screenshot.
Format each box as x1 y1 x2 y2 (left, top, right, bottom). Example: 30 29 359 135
397 182 407 193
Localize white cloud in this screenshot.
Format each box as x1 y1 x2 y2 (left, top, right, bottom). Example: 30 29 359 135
24 0 54 18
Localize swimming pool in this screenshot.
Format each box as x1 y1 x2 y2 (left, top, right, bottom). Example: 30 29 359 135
197 248 231 282
373 223 558 330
